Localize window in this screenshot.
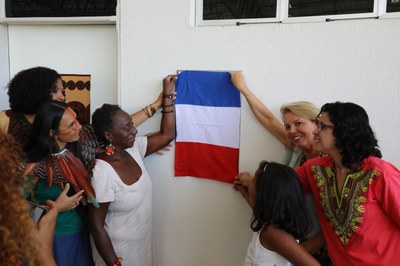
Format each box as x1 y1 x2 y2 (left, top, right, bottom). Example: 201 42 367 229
288 0 374 17
203 0 277 20
387 0 400 12
197 0 281 25
5 0 117 17
196 0 398 25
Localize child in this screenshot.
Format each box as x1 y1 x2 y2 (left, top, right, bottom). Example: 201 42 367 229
234 161 320 266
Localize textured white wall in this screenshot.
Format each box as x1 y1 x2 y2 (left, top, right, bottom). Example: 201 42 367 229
120 2 400 265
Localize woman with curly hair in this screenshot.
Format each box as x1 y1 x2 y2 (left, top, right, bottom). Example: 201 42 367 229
0 66 167 160
0 66 65 146
0 132 40 265
0 132 83 265
295 102 400 265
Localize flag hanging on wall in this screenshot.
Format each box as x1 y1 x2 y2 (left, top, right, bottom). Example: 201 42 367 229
174 71 241 183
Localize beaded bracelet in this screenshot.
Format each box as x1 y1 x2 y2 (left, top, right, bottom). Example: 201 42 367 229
113 257 122 266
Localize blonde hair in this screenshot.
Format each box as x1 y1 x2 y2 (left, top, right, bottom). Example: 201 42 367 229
0 132 40 265
280 101 320 121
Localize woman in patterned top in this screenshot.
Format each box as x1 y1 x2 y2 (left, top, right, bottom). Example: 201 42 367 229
295 101 400 265
23 100 96 266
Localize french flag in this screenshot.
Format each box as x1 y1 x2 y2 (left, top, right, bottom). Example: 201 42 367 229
174 71 241 183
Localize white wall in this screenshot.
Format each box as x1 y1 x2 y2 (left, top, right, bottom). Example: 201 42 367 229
119 1 400 265
0 24 9 109
6 24 118 113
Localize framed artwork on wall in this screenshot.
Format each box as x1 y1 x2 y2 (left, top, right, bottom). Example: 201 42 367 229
61 74 91 125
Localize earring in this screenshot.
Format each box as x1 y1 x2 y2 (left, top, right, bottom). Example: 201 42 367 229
105 143 115 156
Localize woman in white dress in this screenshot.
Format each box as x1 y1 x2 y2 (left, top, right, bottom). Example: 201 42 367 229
88 75 176 266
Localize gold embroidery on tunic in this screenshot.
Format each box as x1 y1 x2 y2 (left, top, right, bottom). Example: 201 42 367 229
311 165 379 245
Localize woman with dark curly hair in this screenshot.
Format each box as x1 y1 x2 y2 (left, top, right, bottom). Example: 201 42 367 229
0 131 83 266
0 67 65 146
0 66 167 158
295 101 400 265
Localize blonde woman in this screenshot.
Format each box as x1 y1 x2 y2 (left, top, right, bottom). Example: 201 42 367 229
232 72 329 264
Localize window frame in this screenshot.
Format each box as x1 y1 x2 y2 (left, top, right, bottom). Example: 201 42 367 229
0 16 117 25
380 0 400 18
195 0 400 26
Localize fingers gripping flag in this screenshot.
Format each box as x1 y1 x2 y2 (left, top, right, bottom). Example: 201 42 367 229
174 71 241 183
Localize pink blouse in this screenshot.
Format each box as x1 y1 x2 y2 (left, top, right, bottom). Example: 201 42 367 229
296 156 400 265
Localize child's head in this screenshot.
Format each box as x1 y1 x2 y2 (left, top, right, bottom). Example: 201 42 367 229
250 161 309 239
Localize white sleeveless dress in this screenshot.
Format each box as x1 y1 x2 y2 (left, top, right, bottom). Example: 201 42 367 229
244 230 293 266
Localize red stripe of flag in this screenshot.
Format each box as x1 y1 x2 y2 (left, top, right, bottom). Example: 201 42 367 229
174 142 239 183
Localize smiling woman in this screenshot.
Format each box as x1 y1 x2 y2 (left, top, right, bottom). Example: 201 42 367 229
88 75 177 266
231 72 331 265
295 102 400 265
55 108 82 145
23 100 97 266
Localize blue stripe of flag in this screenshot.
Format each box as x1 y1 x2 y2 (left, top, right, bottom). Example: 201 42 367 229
175 71 241 107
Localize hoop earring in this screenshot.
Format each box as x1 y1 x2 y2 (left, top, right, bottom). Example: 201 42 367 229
105 143 115 156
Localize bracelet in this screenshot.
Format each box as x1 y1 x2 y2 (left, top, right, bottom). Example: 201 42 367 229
162 102 174 108
161 109 175 113
163 94 173 99
113 257 122 266
142 105 156 118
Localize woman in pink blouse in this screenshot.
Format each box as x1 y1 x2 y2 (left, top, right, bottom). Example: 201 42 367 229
295 101 400 265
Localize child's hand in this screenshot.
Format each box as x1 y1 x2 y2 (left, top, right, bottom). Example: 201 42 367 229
234 172 253 187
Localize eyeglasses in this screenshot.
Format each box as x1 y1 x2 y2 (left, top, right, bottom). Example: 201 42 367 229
315 119 334 132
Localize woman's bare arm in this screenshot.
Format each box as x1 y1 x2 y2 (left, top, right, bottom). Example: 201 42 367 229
231 72 291 148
